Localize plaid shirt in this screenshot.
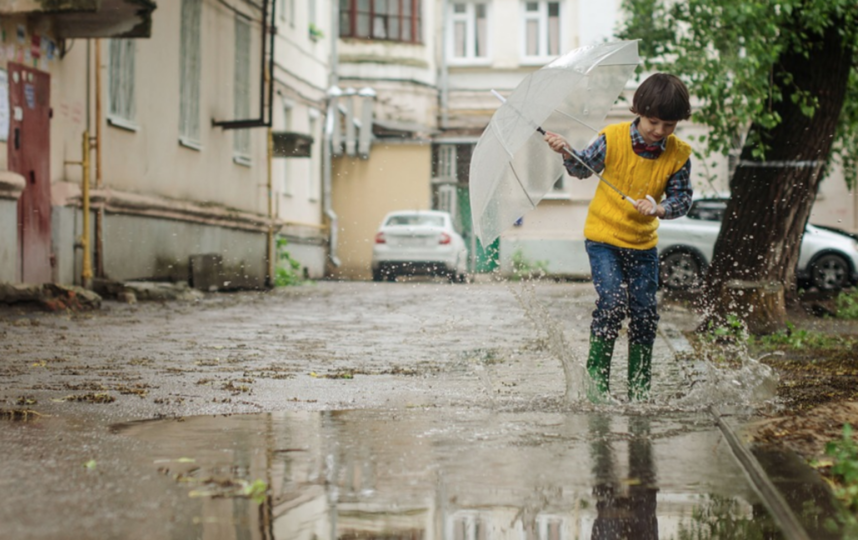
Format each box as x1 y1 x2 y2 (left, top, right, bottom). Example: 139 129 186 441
562 119 693 220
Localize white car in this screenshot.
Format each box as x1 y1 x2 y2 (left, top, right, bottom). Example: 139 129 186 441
657 198 858 291
371 210 468 283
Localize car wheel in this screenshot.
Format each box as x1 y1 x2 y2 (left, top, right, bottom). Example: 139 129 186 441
810 253 850 291
659 250 702 290
448 271 467 284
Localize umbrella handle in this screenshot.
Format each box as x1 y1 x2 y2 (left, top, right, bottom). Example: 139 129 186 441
639 195 658 215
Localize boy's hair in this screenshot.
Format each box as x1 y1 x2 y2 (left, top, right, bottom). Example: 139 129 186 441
630 73 691 121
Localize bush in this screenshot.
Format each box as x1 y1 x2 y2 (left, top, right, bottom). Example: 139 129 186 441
275 237 303 287
510 250 548 281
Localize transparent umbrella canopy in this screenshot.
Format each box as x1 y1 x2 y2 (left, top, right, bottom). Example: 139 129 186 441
469 40 640 246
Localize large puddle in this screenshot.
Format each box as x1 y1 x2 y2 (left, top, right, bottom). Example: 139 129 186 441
115 408 784 539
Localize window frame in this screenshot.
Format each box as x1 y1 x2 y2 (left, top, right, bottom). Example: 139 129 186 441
179 0 203 149
107 39 137 131
233 15 252 166
447 1 490 66
281 104 293 197
339 0 423 44
520 0 562 64
307 109 320 202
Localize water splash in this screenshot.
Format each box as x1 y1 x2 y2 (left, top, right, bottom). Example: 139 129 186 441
666 341 780 412
509 282 589 402
509 281 779 412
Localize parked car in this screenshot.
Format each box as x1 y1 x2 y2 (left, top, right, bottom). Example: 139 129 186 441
657 198 858 291
371 210 468 283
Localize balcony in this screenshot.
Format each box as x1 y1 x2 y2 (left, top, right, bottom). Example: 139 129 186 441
1 0 157 38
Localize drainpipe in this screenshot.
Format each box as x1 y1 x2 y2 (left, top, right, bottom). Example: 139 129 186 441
440 0 449 130
323 2 342 267
267 128 275 286
94 38 104 279
324 85 342 268
65 132 92 288
81 131 93 288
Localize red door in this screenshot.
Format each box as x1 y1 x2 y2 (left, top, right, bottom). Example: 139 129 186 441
8 63 51 284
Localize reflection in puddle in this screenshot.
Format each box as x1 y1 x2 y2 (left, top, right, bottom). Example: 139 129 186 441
114 409 780 539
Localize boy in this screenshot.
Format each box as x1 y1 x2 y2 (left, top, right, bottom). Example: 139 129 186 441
544 73 693 402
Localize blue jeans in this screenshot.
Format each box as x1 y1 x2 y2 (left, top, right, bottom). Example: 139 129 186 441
585 240 659 346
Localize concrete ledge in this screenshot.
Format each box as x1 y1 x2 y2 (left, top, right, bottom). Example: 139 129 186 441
0 170 26 201
53 181 274 233
0 283 102 311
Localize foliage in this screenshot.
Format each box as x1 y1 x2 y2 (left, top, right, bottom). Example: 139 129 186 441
704 313 748 342
617 0 858 185
308 23 324 40
693 313 749 365
752 322 852 350
509 250 548 281
242 479 269 504
822 424 858 532
835 288 858 319
275 237 304 287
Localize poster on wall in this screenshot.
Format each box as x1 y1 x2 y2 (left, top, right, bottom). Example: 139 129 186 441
0 69 8 143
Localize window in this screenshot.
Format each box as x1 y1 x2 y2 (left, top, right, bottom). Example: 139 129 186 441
233 16 251 164
108 39 136 129
339 0 423 43
523 1 560 59
179 0 202 147
437 144 457 180
308 0 316 26
308 111 319 201
449 2 488 62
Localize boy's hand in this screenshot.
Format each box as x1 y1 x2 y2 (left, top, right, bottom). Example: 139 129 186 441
634 196 665 218
543 132 572 160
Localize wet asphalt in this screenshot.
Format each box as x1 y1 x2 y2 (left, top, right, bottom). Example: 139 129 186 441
0 280 837 539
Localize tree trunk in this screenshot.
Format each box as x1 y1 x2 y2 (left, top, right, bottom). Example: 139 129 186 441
719 280 786 335
701 21 852 333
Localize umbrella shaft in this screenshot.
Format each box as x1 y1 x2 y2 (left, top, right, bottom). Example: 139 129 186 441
560 142 632 203
491 89 632 203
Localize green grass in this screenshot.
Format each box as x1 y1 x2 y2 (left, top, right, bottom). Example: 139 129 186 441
752 322 852 350
820 424 858 534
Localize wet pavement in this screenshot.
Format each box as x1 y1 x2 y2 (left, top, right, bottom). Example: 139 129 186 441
0 280 841 538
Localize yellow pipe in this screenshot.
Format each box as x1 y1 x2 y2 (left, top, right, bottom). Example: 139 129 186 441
94 38 104 278
81 131 93 287
267 128 275 287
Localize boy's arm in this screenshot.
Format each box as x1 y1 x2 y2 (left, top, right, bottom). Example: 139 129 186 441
544 131 606 179
658 159 693 219
562 134 607 179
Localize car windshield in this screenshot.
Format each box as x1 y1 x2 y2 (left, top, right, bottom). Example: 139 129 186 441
386 215 445 227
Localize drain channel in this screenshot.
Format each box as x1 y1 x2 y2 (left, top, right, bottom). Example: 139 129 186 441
711 406 811 540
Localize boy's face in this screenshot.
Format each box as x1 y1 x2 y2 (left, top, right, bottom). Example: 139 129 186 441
639 116 678 145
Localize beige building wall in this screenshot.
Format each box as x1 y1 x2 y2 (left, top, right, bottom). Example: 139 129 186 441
331 144 433 280
91 1 266 212
272 0 329 227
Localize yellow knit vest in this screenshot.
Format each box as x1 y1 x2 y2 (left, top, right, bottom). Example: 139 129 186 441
583 122 692 250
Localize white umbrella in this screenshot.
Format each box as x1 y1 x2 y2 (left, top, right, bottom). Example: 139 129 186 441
469 40 641 246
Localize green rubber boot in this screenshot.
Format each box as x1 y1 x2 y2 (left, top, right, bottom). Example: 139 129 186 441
628 343 653 401
586 335 615 402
